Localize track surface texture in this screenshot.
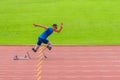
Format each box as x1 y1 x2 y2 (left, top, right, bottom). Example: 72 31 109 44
0 46 120 80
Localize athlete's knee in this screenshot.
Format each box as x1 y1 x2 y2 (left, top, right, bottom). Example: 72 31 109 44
37 42 41 46
47 42 52 50
48 42 52 47
37 38 42 45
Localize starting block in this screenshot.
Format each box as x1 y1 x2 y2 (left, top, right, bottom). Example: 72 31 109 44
13 45 48 60
13 53 31 60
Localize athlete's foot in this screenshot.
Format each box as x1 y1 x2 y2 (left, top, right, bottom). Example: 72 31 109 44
47 45 52 50
32 48 37 52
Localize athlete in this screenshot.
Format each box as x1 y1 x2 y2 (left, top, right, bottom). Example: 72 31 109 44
32 22 63 52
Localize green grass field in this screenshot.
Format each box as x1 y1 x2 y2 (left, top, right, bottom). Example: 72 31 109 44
0 0 120 45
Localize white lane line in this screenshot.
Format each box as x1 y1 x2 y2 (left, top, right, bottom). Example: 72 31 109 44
43 69 120 72
80 76 120 78
81 70 120 72
39 75 120 78
80 65 120 67
43 65 120 68
75 60 120 62
0 76 36 77
0 73 6 75
72 56 120 58
0 69 36 72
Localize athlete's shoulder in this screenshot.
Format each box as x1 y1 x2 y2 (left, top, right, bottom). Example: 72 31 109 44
47 27 53 30
48 27 52 29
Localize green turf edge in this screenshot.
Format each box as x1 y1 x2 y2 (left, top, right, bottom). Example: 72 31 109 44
0 44 120 46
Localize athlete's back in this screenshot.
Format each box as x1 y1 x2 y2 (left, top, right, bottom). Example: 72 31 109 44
39 27 53 39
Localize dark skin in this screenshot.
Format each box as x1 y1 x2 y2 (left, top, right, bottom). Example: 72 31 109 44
33 23 63 33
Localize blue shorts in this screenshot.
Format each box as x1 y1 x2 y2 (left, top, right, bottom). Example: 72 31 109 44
37 38 49 46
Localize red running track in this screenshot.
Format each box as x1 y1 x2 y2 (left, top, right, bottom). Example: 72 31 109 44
0 46 120 80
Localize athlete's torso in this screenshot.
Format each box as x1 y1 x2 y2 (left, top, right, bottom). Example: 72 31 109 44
39 27 53 39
